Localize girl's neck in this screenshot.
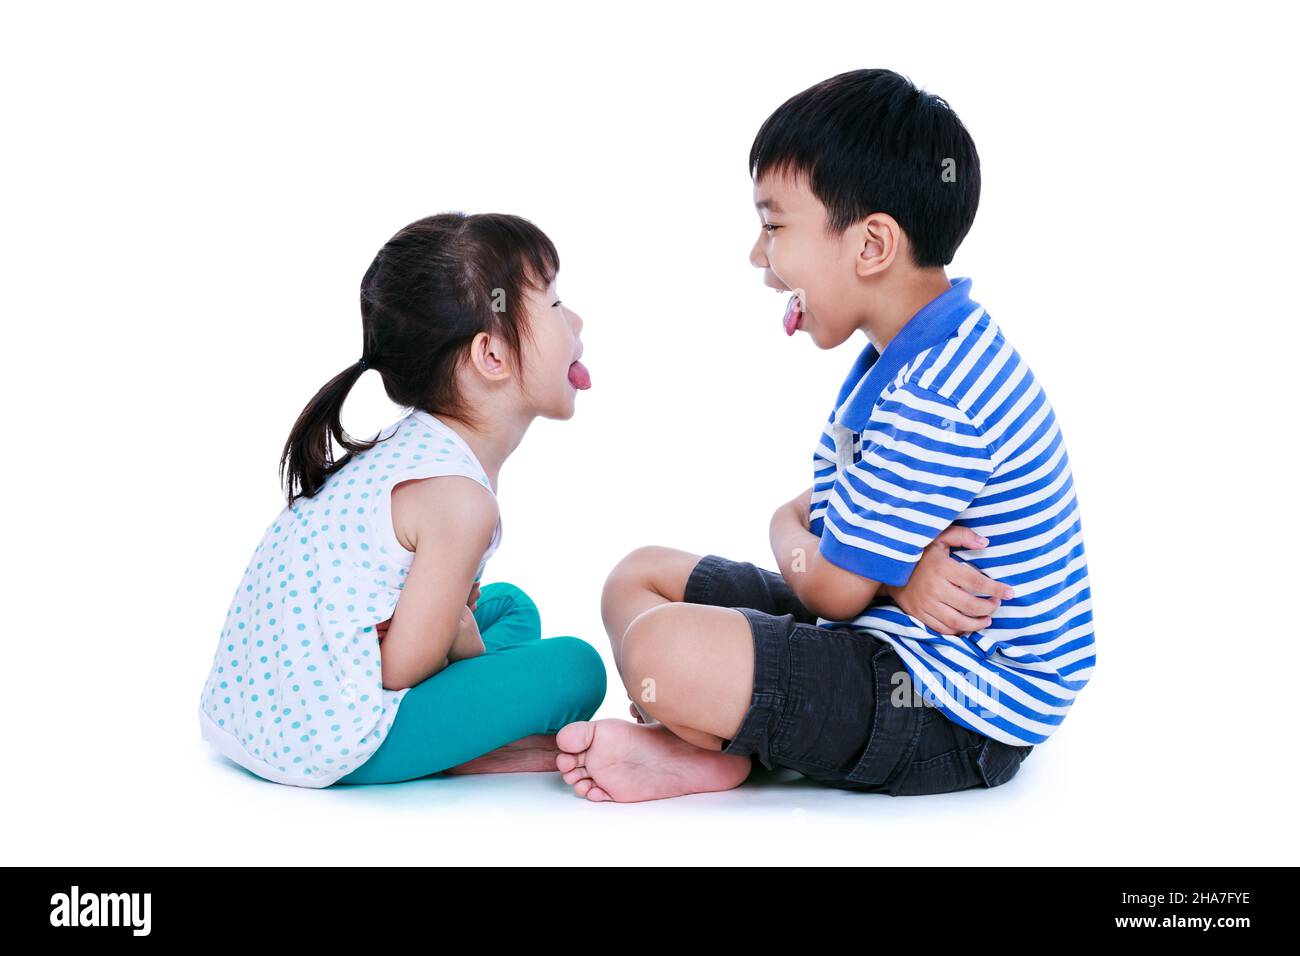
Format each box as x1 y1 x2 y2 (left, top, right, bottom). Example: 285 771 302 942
426 409 531 495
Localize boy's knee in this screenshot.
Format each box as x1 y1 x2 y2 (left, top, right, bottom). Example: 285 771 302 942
619 605 684 681
604 546 654 591
601 545 683 609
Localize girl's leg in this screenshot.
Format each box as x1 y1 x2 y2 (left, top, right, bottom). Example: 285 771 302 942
472 582 543 651
336 636 605 784
442 582 580 776
334 587 607 785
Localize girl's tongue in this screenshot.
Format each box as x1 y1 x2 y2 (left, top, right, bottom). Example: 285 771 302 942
567 359 591 390
782 293 803 336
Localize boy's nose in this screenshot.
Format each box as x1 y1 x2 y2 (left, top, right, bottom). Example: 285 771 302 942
749 233 769 269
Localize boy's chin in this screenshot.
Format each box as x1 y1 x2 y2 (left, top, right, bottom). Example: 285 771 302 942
807 319 853 350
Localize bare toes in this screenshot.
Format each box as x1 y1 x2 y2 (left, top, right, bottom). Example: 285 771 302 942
556 750 581 773
556 720 596 754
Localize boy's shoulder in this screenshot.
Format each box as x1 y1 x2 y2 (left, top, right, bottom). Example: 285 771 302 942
894 306 1007 402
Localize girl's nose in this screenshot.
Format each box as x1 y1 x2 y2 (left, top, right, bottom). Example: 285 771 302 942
570 309 583 336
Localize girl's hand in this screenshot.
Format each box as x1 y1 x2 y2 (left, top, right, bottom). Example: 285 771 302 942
886 526 1015 636
467 582 481 612
447 605 485 662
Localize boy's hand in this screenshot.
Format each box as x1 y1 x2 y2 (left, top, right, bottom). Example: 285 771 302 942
467 582 481 611
885 526 1015 636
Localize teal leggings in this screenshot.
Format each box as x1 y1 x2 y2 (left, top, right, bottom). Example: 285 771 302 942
333 582 607 785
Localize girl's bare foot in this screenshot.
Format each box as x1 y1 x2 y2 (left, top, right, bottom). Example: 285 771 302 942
443 733 559 774
554 719 751 802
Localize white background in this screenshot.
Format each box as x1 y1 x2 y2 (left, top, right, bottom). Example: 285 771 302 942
3 1 1296 865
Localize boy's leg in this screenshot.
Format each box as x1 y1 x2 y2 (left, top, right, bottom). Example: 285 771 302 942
600 545 703 666
602 548 814 723
555 601 758 802
601 546 706 723
619 602 755 749
557 554 881 803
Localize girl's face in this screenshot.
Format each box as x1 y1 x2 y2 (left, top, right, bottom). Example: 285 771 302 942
517 276 588 420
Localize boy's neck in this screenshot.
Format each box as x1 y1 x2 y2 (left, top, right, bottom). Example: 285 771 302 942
858 268 953 354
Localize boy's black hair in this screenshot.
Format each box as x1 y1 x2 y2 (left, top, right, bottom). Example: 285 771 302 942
749 69 980 268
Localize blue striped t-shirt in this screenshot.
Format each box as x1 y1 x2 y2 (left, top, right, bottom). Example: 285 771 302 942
809 277 1095 747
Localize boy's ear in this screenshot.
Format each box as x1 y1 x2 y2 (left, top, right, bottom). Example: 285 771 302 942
853 212 903 278
469 331 513 382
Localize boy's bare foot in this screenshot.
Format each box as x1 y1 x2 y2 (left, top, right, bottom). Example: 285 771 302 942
443 733 559 774
555 719 752 802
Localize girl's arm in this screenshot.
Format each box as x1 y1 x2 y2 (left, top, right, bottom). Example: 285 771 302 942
447 603 485 662
378 476 499 690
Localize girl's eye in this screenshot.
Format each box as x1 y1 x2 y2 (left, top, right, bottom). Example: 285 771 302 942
552 299 562 307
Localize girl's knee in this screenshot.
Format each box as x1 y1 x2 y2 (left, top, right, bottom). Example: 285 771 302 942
544 636 608 712
478 581 539 621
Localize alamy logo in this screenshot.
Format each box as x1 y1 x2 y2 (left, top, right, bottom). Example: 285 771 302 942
49 885 151 936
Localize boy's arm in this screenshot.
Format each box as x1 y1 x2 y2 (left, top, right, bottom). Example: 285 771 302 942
879 525 1014 634
809 382 996 632
770 488 882 620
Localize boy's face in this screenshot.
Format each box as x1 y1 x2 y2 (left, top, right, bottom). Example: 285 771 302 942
749 169 863 349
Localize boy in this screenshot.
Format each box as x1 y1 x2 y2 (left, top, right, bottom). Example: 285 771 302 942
555 69 1095 802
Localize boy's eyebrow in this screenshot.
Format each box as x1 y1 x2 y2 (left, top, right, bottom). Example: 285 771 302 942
755 197 783 213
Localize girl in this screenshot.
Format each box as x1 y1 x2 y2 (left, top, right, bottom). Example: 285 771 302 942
198 212 606 788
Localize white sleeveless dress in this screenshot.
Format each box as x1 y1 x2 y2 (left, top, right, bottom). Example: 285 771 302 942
198 408 501 787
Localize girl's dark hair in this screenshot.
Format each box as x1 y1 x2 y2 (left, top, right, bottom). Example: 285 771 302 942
278 212 559 509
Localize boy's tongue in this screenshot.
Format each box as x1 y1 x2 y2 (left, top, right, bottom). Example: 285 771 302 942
567 360 591 390
782 293 803 336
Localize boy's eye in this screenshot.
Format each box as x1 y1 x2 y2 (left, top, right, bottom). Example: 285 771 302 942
762 223 781 233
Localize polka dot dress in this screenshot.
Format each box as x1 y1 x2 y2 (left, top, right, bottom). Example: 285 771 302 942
198 408 501 787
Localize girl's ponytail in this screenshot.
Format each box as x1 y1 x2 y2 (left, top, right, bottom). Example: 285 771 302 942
278 358 380 508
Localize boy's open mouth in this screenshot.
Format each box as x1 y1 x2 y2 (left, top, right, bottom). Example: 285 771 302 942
567 359 591 389
782 293 804 336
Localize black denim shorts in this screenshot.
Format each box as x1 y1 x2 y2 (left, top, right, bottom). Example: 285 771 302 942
683 553 1034 796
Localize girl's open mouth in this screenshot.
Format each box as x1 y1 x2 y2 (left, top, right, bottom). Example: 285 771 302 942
567 359 591 389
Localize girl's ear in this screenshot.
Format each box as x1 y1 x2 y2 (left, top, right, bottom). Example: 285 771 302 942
468 331 513 382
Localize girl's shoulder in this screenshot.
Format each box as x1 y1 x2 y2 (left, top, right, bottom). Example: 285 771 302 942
389 471 499 554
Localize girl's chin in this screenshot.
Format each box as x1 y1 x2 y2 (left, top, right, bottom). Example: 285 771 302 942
535 392 578 421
